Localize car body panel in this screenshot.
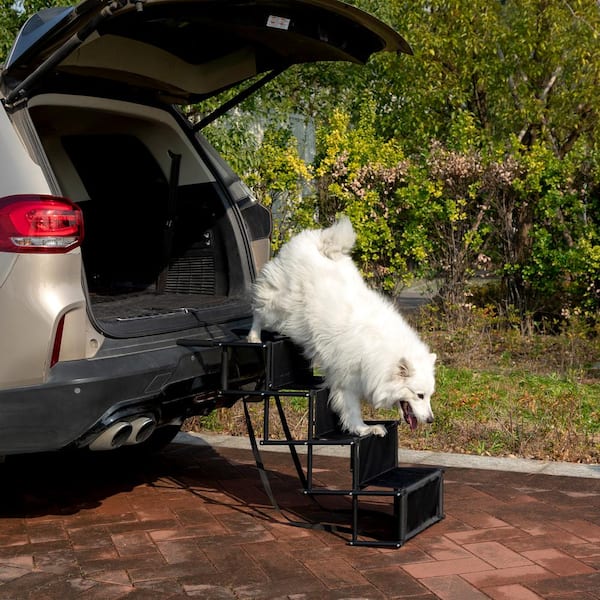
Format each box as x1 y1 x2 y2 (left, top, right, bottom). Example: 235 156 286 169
0 252 89 387
0 102 50 195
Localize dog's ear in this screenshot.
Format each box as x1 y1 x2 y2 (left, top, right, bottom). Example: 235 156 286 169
397 359 413 378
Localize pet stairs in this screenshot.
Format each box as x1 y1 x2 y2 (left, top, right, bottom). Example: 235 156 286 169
180 333 444 547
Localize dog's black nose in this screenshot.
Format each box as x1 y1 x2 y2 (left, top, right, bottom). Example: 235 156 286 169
427 416 434 424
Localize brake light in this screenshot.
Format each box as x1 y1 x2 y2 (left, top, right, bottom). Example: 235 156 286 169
0 194 84 253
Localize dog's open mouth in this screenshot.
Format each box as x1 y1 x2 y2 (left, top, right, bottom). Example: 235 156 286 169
400 401 418 430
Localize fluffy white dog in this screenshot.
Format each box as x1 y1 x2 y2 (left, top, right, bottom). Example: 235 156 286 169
247 216 436 437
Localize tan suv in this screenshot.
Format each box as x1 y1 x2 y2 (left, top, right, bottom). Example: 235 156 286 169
0 0 409 457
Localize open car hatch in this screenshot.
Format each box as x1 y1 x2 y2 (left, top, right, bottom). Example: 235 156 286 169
2 0 412 105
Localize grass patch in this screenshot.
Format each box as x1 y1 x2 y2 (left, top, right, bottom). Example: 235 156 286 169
407 366 600 462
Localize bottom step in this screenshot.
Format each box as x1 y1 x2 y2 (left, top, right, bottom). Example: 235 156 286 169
351 466 444 548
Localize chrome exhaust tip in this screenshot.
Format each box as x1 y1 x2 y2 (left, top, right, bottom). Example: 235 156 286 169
124 416 156 445
88 421 133 451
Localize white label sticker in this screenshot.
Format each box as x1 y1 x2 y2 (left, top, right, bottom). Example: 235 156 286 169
267 15 291 30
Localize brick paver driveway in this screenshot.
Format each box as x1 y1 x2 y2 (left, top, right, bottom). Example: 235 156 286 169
1 433 599 599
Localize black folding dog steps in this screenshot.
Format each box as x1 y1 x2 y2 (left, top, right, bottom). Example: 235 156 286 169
188 333 444 547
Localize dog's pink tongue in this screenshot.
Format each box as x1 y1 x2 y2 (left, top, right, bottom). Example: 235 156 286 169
401 402 418 430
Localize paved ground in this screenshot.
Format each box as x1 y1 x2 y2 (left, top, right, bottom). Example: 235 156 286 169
0 431 599 599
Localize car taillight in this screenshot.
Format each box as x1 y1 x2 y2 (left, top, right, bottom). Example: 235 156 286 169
0 194 84 253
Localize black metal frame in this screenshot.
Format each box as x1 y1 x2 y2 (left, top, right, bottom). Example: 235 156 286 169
189 334 444 547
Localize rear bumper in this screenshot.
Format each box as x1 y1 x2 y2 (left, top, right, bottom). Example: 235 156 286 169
0 326 263 455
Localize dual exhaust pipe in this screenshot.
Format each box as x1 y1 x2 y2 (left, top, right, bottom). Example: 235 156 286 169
88 416 156 451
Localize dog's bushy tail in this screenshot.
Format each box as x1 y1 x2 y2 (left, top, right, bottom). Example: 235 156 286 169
319 215 356 260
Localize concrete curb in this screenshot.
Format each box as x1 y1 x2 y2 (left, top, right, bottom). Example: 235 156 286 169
176 431 600 480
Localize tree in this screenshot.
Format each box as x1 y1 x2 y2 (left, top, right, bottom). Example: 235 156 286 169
310 104 428 292
352 0 600 318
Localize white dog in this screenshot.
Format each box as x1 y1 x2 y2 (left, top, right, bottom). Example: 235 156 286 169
247 216 436 437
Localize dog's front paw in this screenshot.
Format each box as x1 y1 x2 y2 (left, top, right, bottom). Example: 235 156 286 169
246 332 262 343
369 424 388 437
356 423 387 437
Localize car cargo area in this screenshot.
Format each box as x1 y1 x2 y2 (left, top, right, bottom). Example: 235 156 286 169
29 99 252 336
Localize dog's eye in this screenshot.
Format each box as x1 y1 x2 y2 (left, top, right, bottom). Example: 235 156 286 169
417 393 425 400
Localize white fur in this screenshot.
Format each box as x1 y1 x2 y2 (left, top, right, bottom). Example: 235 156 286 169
247 216 436 437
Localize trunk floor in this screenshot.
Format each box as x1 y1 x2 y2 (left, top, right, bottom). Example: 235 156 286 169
90 292 247 321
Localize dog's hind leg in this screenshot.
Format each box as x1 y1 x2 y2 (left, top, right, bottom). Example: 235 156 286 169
329 387 387 437
247 314 262 343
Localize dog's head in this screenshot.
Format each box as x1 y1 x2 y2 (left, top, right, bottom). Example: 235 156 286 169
375 354 436 430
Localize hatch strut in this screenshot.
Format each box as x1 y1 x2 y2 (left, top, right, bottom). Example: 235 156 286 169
4 0 122 106
157 149 181 292
192 67 287 132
